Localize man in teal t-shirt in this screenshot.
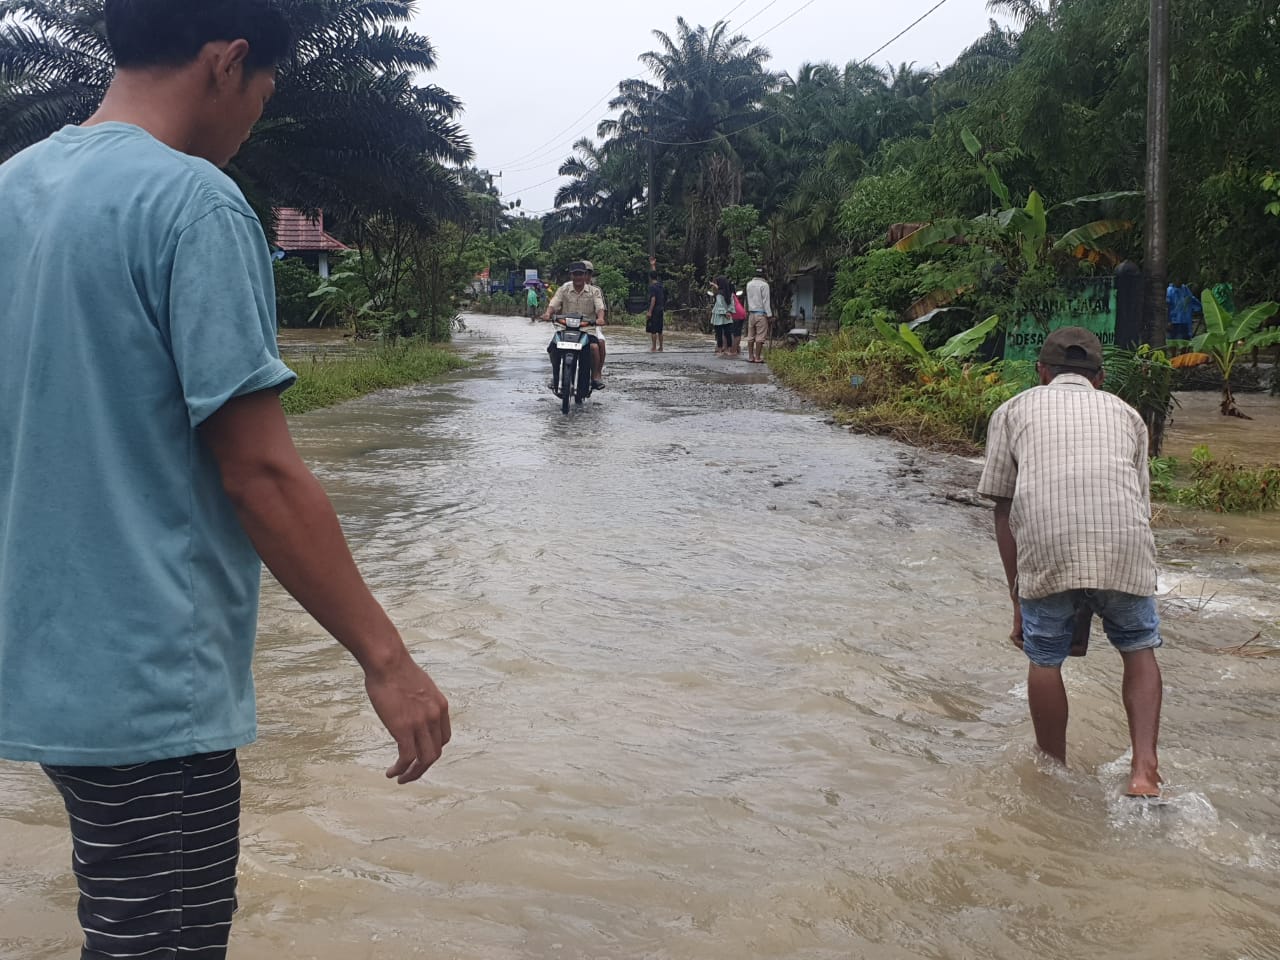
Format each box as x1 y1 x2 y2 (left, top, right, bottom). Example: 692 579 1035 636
0 2 450 954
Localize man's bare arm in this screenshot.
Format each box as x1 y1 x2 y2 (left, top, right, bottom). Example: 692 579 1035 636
199 389 450 783
992 496 1024 648
992 496 1018 600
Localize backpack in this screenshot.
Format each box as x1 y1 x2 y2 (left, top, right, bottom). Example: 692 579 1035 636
731 292 747 321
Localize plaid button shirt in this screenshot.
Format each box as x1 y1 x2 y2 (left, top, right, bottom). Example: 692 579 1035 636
548 283 604 321
977 374 1157 599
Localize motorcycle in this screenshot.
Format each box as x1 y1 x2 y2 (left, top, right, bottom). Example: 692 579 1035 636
547 314 598 415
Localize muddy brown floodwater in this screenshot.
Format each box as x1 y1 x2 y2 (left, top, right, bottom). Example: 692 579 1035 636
3 316 1278 959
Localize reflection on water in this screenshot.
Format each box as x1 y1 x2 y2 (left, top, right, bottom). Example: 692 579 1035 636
2 318 1278 959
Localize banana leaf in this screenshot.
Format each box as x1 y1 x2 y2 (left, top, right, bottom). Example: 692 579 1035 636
1229 301 1279 342
936 314 1001 360
898 323 929 361
1049 191 1143 211
1019 191 1048 267
1201 289 1228 339
1245 327 1280 350
1052 219 1133 252
892 219 967 253
1170 352 1213 369
981 164 1012 208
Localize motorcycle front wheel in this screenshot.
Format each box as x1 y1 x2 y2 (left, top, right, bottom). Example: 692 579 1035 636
560 354 575 415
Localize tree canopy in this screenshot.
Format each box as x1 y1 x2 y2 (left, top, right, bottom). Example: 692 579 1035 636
0 0 473 226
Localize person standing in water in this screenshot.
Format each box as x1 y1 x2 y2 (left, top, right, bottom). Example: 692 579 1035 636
0 2 450 954
646 269 666 352
977 328 1164 798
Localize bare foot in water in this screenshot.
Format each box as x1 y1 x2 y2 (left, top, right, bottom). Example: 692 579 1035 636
1126 770 1163 798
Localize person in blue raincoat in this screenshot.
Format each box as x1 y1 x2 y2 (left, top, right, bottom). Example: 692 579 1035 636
1166 283 1200 341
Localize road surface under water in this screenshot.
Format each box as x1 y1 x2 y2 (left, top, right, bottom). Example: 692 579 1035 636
3 316 1278 959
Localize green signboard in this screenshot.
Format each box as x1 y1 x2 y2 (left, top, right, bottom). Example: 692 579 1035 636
1003 279 1116 362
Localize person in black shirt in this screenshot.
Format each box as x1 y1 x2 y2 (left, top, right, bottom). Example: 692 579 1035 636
646 270 666 352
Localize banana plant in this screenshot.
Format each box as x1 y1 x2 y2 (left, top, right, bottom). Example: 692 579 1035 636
872 313 1001 379
894 130 1138 271
1169 290 1280 419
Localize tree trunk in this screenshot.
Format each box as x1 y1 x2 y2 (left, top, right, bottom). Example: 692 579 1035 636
1141 0 1171 452
1142 0 1170 350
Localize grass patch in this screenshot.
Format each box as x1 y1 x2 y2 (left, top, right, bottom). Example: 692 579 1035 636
281 340 467 415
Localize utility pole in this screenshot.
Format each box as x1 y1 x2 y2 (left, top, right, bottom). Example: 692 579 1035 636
1143 0 1170 349
646 129 656 262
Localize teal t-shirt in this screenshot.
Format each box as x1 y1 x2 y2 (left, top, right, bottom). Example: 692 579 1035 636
0 123 296 765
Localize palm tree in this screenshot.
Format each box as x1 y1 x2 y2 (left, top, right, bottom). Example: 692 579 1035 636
551 136 644 235
986 0 1059 28
940 19 1023 93
0 0 472 226
600 18 775 273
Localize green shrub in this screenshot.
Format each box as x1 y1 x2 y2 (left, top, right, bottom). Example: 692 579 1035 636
833 248 918 324
273 258 325 328
768 326 1017 452
1151 446 1280 512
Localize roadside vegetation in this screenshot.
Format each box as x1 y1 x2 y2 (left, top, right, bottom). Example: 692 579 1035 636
1151 447 1280 513
280 342 467 415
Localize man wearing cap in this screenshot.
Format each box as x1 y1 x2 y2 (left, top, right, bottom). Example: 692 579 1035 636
541 262 605 393
977 327 1164 798
744 266 772 364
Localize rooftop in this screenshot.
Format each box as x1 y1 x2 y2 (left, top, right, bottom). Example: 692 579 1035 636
274 208 348 253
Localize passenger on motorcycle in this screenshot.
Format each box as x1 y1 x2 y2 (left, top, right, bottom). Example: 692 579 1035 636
582 260 606 383
540 262 605 393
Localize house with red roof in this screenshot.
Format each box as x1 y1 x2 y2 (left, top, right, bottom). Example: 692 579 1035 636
273 208 348 278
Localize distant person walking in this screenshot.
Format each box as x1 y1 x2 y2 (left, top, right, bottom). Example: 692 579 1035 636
647 270 666 352
711 275 734 356
526 285 540 320
977 327 1164 798
745 266 771 364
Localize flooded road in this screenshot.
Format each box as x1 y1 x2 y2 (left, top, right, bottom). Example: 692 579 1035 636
3 315 1278 959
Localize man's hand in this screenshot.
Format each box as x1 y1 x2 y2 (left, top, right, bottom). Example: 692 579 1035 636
200 389 452 784
1010 603 1024 650
364 646 451 784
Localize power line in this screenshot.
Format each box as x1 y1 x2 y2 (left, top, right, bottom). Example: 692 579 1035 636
856 0 952 65
492 88 616 171
493 0 782 172
753 0 823 42
735 0 785 33
500 173 565 199
502 0 951 202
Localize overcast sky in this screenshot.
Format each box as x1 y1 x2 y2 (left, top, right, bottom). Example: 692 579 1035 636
411 0 1006 213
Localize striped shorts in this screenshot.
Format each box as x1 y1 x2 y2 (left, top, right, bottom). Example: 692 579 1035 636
41 750 242 960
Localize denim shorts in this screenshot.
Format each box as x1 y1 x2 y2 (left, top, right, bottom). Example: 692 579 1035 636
1020 590 1162 667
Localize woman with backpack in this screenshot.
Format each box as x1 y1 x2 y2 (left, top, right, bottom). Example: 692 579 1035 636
711 275 735 356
